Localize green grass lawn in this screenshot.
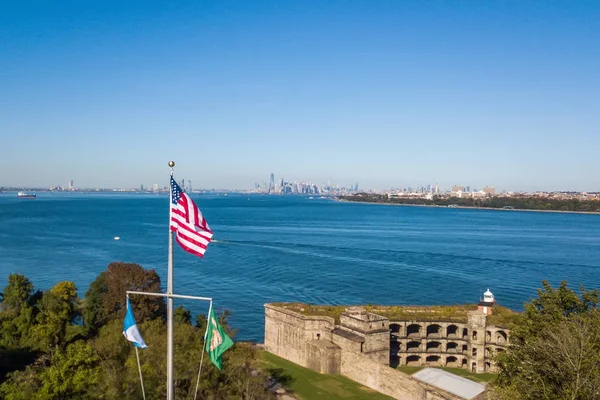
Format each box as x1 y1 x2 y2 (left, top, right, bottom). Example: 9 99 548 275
396 366 496 383
259 351 393 400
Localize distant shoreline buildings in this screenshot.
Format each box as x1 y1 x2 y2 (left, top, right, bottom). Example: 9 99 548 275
1 175 598 201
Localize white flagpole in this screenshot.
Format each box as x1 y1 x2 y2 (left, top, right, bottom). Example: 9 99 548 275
167 161 175 400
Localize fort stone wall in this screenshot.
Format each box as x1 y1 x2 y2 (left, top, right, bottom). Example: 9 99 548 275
305 339 341 374
264 304 335 367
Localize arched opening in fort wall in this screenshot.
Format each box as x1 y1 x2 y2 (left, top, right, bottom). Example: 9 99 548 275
407 324 422 338
426 341 442 352
407 341 421 352
446 342 459 353
426 324 442 338
406 355 421 366
446 324 459 338
446 356 459 368
497 330 508 344
425 355 441 367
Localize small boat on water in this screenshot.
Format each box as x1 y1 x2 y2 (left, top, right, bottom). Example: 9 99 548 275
17 191 36 199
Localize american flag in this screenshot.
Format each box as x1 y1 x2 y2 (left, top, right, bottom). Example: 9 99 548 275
170 177 213 257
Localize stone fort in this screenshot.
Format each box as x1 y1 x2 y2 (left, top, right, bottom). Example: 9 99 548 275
264 290 510 400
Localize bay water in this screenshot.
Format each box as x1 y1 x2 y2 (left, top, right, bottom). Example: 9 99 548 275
1 193 599 341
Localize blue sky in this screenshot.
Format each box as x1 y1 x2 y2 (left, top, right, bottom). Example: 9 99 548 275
1 1 599 191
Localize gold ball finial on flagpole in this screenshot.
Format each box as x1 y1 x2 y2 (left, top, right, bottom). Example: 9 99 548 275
168 161 175 168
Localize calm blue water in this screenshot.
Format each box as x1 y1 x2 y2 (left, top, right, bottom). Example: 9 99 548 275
1 193 599 341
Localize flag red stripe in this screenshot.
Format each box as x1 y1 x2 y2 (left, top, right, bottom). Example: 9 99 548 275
176 231 208 250
176 235 207 257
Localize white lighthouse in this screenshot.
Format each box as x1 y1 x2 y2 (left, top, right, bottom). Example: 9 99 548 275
478 289 495 315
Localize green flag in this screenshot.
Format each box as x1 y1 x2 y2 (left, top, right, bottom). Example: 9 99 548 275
205 305 234 370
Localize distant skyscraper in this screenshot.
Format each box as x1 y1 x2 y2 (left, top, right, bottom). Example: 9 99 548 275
269 173 275 194
188 180 192 192
152 183 159 191
181 178 185 191
140 184 144 191
68 180 74 190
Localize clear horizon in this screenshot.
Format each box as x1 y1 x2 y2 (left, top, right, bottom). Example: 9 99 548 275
1 1 599 192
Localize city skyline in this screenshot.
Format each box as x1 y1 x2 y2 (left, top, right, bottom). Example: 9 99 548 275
1 2 599 192
3 171 600 195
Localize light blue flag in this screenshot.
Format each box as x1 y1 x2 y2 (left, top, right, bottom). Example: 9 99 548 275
123 298 148 348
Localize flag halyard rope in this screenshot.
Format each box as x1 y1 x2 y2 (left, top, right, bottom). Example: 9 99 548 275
135 346 146 400
194 300 212 400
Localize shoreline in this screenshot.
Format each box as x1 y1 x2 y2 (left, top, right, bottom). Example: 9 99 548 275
336 198 600 215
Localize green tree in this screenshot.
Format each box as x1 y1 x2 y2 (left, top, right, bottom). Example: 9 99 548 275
493 281 600 400
38 341 101 399
0 298 36 349
82 273 107 333
31 281 83 351
0 355 46 399
0 274 40 380
0 270 274 400
90 319 131 399
174 305 192 325
223 343 276 400
0 342 101 400
84 262 165 331
1 274 34 312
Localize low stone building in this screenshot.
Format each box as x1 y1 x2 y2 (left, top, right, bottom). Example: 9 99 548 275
264 290 511 399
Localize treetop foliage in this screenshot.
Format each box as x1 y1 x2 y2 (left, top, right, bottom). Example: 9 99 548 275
493 281 600 400
84 262 166 332
0 264 275 399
